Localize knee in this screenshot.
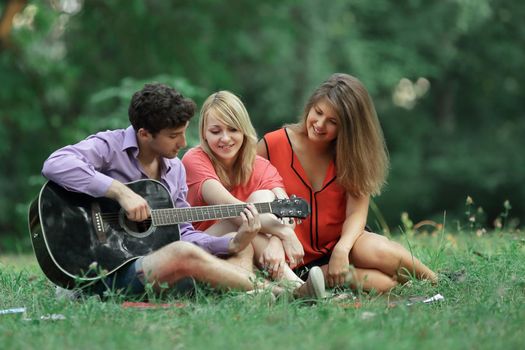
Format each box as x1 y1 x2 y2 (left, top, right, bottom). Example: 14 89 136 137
165 241 209 272
371 240 403 263
366 241 391 263
247 190 275 202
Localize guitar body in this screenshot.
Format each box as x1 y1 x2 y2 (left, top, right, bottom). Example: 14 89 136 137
28 180 179 288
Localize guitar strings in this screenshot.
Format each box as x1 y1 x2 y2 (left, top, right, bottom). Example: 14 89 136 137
97 201 300 225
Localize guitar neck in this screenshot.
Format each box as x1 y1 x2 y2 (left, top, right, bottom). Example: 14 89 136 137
151 202 273 226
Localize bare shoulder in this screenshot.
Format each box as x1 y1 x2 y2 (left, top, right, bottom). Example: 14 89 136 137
256 138 268 159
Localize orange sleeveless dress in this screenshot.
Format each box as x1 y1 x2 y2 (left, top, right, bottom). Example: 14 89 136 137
263 128 347 266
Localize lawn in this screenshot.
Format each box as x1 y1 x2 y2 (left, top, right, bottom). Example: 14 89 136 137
1 231 524 350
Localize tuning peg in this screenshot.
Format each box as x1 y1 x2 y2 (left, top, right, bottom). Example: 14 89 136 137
288 218 294 225
297 219 302 225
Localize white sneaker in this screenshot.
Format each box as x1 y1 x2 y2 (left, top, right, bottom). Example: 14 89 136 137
295 266 326 299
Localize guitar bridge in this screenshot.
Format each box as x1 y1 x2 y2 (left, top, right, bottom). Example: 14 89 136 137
91 202 107 243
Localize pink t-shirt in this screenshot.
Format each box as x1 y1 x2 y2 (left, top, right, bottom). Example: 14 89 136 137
182 146 284 230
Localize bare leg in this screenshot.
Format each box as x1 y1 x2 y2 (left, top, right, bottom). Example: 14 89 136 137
205 220 256 272
225 242 254 273
247 190 304 285
251 233 303 286
206 203 304 286
140 241 326 299
350 231 438 283
141 241 265 292
319 265 398 293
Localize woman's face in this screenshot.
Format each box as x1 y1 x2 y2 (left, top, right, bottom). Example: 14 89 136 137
305 99 339 144
204 112 244 166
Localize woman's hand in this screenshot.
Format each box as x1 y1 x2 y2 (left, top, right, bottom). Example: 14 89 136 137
228 204 261 253
280 227 304 269
259 236 286 280
327 248 351 288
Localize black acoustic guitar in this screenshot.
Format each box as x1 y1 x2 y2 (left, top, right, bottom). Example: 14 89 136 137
28 179 310 289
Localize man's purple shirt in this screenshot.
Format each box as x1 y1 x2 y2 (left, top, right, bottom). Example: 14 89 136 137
42 126 232 255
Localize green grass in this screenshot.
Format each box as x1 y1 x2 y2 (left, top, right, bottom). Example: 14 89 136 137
1 232 525 350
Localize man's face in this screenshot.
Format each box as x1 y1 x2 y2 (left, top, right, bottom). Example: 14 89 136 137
146 122 189 159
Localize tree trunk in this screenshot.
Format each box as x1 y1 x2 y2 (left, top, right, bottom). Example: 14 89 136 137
0 0 27 49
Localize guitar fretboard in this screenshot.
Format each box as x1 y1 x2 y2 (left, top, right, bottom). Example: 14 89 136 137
151 202 273 226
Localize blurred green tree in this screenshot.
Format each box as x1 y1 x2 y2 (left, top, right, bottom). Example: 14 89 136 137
0 0 523 248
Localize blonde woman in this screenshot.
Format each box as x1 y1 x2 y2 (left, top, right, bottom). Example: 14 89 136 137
182 91 325 298
258 74 437 292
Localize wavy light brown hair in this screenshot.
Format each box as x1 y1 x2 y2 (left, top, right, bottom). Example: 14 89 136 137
199 91 257 188
291 73 389 197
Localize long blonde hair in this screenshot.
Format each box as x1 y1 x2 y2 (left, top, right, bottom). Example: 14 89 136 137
291 73 389 197
199 91 257 188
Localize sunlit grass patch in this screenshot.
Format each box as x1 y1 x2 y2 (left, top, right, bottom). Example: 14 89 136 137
1 232 525 350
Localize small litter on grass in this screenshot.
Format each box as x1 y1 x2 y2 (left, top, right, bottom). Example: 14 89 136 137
39 314 66 321
389 293 445 308
360 311 377 320
22 313 67 322
0 307 26 316
121 301 187 309
421 293 444 304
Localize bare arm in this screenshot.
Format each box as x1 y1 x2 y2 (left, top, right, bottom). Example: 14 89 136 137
227 204 261 253
335 194 370 254
202 179 303 266
105 180 150 222
201 179 288 235
327 193 370 287
201 178 246 206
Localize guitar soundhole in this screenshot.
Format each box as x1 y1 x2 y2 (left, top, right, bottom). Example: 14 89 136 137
118 209 154 238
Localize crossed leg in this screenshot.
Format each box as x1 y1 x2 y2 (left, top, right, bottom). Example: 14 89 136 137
350 231 437 282
140 240 325 299
141 241 273 293
205 190 304 286
318 265 398 293
319 231 437 293
245 190 304 286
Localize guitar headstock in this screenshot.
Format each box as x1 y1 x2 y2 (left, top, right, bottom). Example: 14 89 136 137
271 195 310 219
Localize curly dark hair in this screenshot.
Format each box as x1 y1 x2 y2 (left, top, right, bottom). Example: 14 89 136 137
128 83 196 135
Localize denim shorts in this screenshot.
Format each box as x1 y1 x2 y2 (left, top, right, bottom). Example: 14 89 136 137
86 258 196 298
88 258 145 297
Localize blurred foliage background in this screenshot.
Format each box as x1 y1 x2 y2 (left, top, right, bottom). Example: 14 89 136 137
1 0 524 251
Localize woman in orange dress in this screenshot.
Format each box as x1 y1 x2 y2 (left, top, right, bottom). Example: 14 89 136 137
258 73 437 292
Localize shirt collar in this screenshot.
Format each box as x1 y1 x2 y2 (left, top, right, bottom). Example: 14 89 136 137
122 126 139 157
122 126 172 175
